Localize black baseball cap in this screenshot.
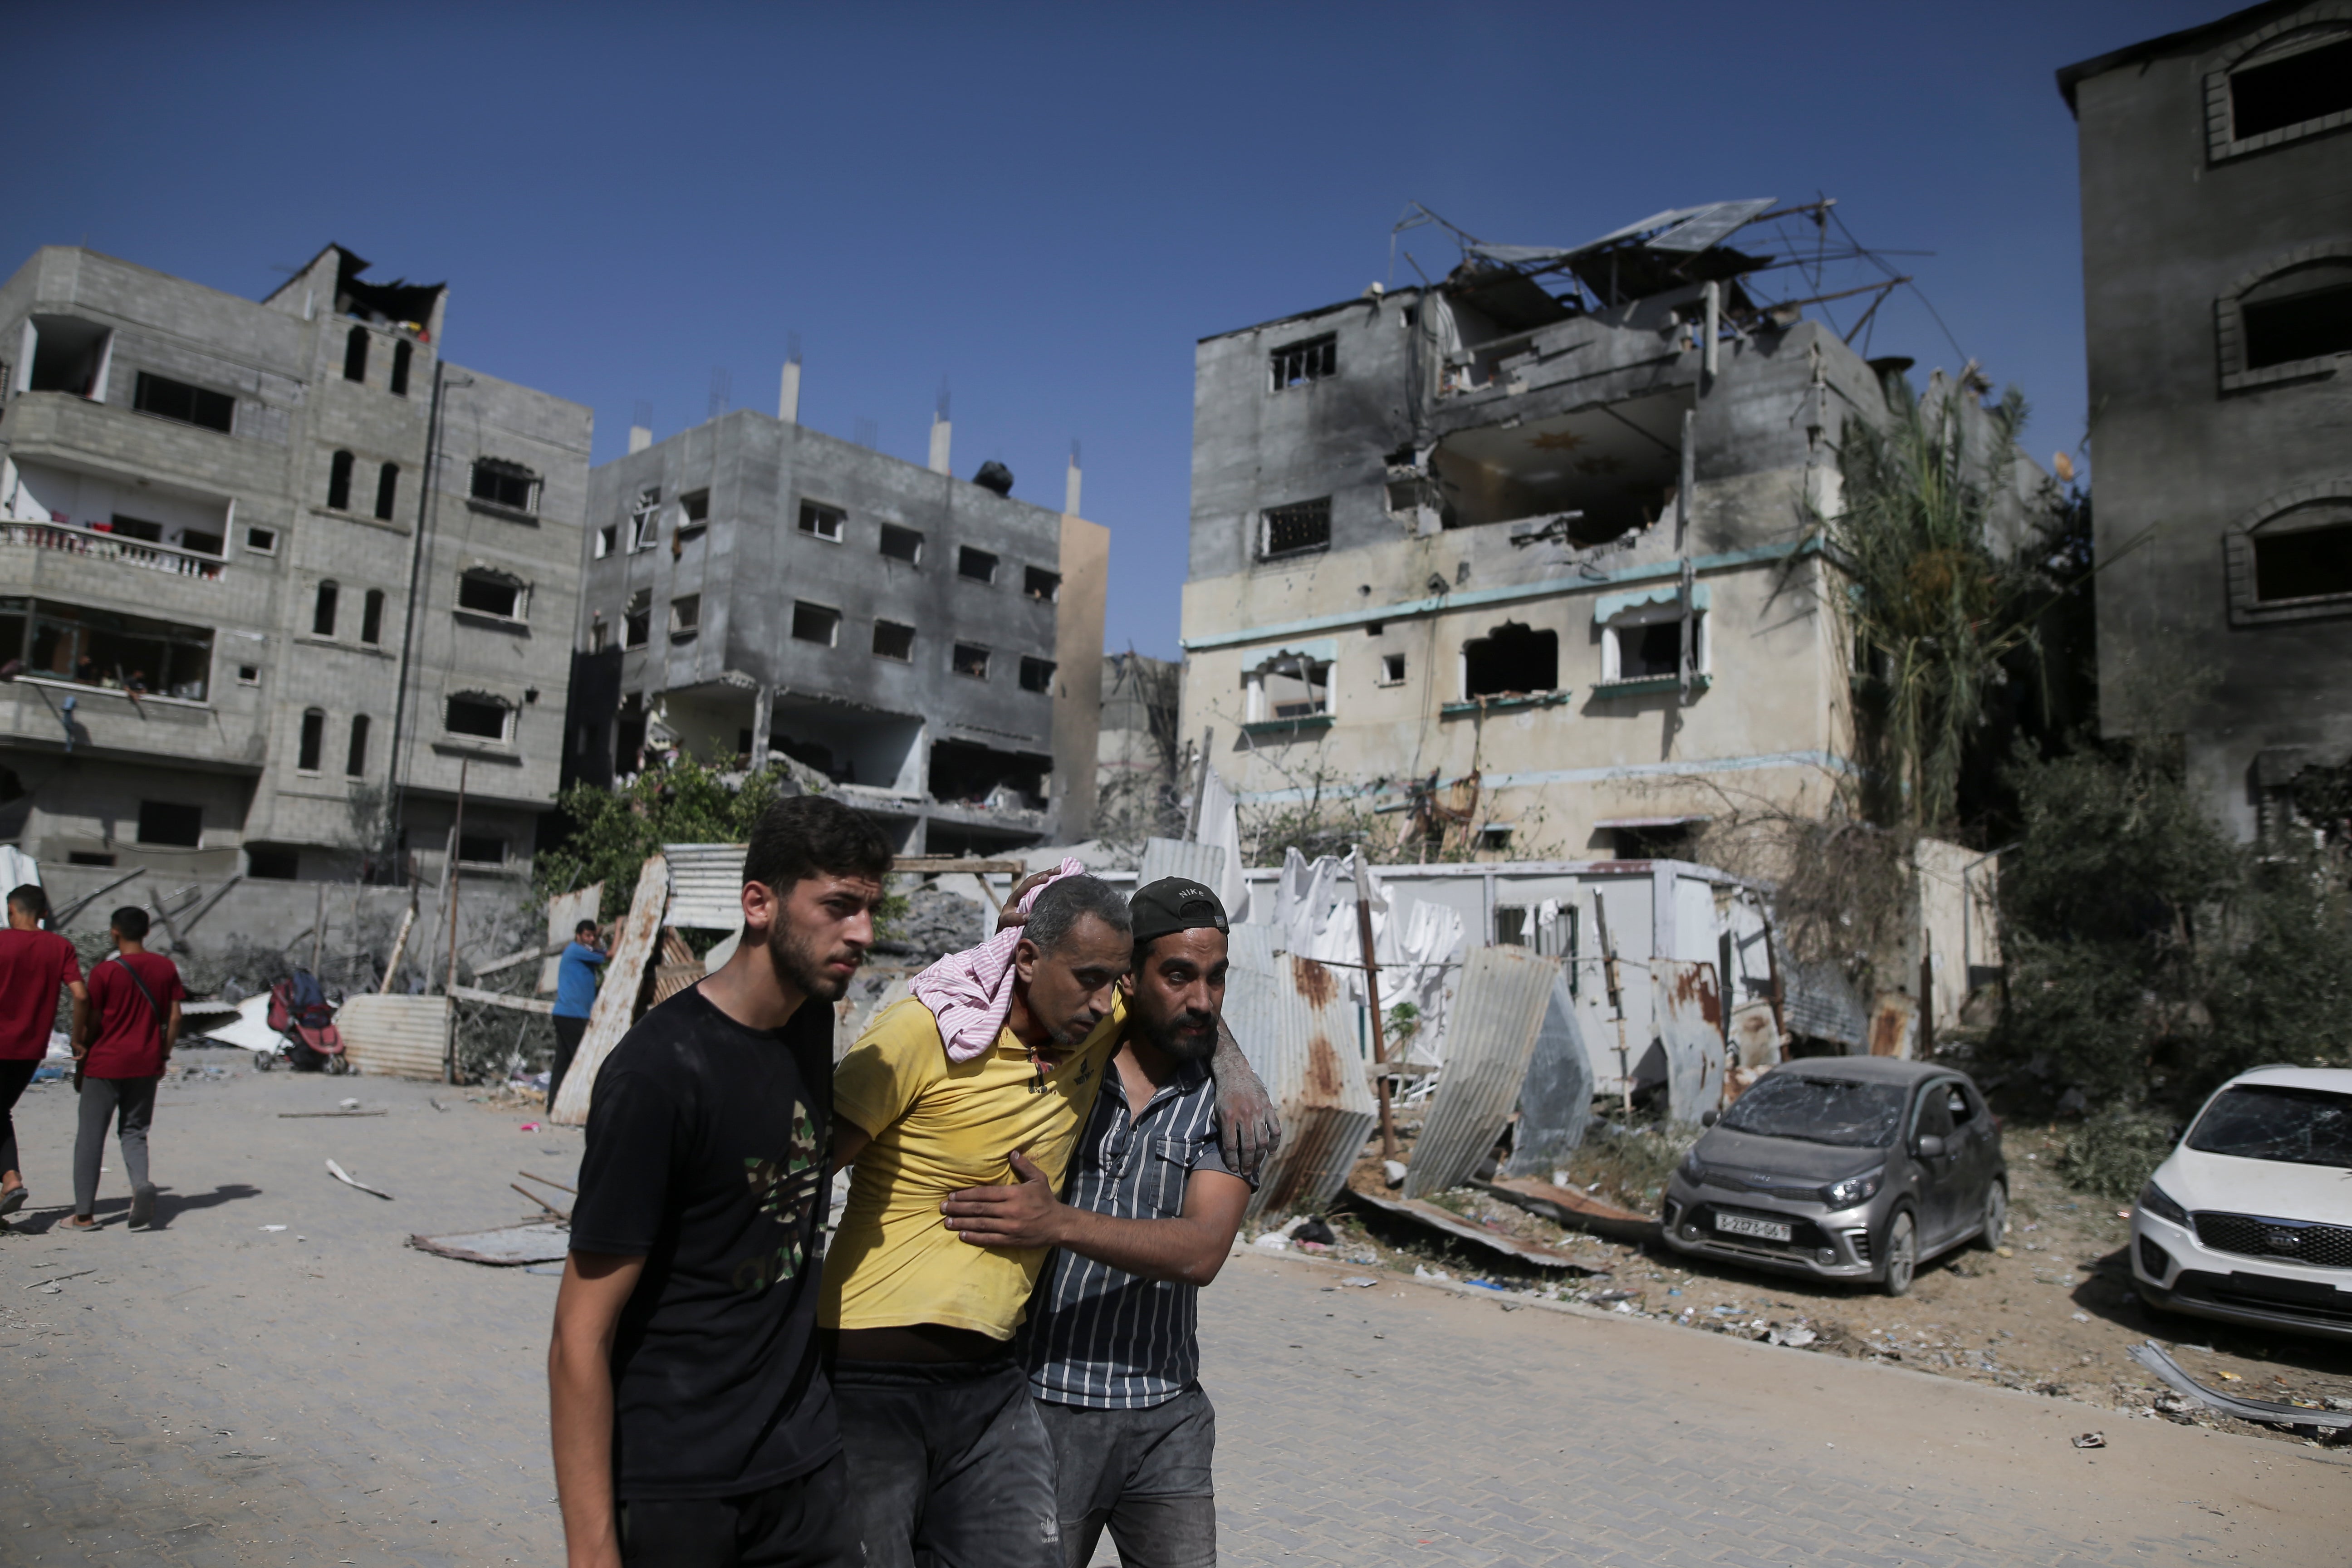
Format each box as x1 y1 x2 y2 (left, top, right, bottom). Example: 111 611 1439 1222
1130 877 1229 945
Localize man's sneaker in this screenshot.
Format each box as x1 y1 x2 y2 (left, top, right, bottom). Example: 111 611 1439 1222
0 1186 24 1218
129 1185 157 1229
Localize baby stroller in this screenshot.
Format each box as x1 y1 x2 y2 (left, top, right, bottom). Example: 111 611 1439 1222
267 970 347 1073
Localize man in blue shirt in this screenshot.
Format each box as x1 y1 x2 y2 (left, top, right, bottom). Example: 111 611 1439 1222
549 919 605 1108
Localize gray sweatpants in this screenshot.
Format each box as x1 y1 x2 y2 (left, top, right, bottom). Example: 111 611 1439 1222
74 1075 157 1217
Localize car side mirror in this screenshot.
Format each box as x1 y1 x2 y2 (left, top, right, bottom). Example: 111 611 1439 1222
1700 1109 1718 1127
1915 1134 1946 1159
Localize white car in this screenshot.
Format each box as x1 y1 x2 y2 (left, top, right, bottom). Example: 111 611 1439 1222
2131 1066 2352 1343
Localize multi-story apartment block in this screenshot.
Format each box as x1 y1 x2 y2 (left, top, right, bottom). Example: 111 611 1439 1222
564 389 1107 851
0 244 591 884
2061 3 2352 838
1181 203 1989 863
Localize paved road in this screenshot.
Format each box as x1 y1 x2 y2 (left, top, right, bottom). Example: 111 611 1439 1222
5 1050 2342 1567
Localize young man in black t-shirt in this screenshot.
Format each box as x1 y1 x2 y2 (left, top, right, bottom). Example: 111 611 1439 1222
550 794 894 1568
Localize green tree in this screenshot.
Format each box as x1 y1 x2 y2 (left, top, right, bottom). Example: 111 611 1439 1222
535 758 798 924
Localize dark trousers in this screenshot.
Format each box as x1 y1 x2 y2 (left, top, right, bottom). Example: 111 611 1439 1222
549 1014 589 1107
617 1450 858 1568
833 1356 1062 1568
1035 1387 1219 1568
74 1075 157 1216
0 1057 37 1176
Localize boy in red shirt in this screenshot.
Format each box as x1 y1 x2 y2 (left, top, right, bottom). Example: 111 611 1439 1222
0 883 87 1219
69 906 183 1231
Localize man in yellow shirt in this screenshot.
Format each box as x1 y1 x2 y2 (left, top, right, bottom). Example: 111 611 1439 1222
822 874 1269 1568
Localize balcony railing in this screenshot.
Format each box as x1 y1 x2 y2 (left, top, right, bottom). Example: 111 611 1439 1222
0 520 227 582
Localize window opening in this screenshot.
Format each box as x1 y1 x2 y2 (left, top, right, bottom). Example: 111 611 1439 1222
361 588 385 644
328 451 355 511
1270 333 1338 390
952 642 991 679
1378 652 1407 686
1019 656 1056 693
1610 821 1697 860
2254 523 2352 603
458 570 523 619
1462 622 1558 697
671 593 700 638
26 317 112 397
133 372 233 433
69 853 114 868
2242 264 2352 369
471 458 541 513
959 546 999 583
1024 567 1061 602
1259 498 1331 559
245 844 299 880
1606 611 1699 682
458 834 508 866
594 524 616 559
927 740 1050 808
313 580 339 637
872 620 916 661
799 501 844 541
344 326 370 383
137 800 202 848
879 523 922 564
389 339 412 397
1495 905 1529 945
623 589 651 649
444 693 510 741
16 599 215 701
629 488 662 551
374 461 399 521
108 515 164 544
1476 825 1514 853
245 526 277 554
2231 33 2352 140
791 601 840 646
237 664 260 685
1431 392 1686 542
1245 653 1330 720
297 709 326 773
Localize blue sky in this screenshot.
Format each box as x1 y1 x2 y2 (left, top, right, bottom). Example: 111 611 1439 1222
6 2 2218 657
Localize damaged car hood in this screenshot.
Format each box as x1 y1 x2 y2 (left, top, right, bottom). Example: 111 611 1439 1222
1695 1127 1885 1187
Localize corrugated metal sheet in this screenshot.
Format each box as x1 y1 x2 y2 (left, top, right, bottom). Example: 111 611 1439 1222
1137 837 1225 888
551 853 671 1126
1783 957 1867 1048
1405 947 1557 1198
338 995 452 1082
1503 971 1592 1176
662 843 747 930
1224 923 1375 1219
1651 959 1725 1124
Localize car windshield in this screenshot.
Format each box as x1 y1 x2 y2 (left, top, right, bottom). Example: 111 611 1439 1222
2186 1086 2352 1168
1717 1074 1908 1148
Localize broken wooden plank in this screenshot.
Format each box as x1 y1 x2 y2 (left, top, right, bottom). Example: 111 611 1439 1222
549 854 669 1127
450 984 556 1015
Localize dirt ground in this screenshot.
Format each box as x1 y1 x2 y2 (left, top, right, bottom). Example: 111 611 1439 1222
1246 1119 2352 1451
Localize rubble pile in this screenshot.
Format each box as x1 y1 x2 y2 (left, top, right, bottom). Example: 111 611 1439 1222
884 886 987 965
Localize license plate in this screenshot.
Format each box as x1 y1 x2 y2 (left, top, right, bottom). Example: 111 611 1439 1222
1714 1212 1793 1242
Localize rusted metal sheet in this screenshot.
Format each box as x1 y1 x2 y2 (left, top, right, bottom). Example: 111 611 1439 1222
539 882 602 994
1503 971 1592 1176
1138 837 1226 888
1344 1186 1592 1269
1476 1175 1659 1245
1868 990 1919 1058
550 853 670 1126
1405 946 1558 1199
651 928 701 1005
662 843 748 930
1650 958 1725 1124
338 995 453 1082
1224 923 1375 1219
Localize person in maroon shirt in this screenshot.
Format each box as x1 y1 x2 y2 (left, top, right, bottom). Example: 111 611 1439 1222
69 905 183 1231
0 884 87 1220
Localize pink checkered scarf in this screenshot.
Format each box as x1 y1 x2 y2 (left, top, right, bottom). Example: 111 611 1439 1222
909 858 1088 1062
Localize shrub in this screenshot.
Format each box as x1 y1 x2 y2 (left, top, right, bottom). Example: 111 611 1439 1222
2058 1109 2180 1201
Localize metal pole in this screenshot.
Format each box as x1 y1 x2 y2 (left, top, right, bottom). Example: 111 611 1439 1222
1353 849 1399 1161
309 882 325 976
444 756 469 997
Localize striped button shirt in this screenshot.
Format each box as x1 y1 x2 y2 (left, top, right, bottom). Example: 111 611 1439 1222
1020 1054 1242 1409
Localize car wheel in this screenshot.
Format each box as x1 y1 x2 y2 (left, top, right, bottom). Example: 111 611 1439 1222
1975 1179 2008 1251
1882 1210 1917 1297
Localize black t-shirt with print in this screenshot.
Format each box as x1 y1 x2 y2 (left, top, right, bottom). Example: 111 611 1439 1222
571 985 836 1499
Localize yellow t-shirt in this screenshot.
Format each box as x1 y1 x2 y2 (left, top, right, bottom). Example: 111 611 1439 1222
818 994 1122 1339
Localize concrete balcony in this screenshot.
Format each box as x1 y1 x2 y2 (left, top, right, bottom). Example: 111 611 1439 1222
0 675 267 773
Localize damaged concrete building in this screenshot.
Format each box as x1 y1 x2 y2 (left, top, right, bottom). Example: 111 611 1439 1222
562 381 1107 853
1180 201 1914 862
2061 3 2352 839
0 243 592 885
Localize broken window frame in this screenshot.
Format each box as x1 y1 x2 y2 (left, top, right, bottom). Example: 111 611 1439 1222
629 488 662 552
1599 601 1709 688
457 568 527 622
798 500 845 543
879 523 923 565
1459 620 1560 701
872 619 916 662
1268 333 1338 392
951 642 992 680
470 457 542 515
1242 650 1333 724
1377 652 1407 687
443 691 513 744
1258 497 1332 560
791 600 841 647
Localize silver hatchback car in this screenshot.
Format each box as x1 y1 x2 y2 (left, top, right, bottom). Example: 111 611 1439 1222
1660 1058 2008 1295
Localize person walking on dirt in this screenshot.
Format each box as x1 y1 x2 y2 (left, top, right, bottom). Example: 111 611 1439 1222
0 884 87 1220
68 906 182 1231
549 795 894 1568
548 918 606 1107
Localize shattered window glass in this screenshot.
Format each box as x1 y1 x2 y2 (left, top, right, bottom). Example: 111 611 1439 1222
2188 1086 2352 1168
1717 1074 1907 1148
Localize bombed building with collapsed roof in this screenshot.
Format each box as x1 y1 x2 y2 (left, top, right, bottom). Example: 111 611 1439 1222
1179 199 2035 872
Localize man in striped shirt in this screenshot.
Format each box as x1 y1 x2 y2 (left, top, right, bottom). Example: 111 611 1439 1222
941 877 1252 1568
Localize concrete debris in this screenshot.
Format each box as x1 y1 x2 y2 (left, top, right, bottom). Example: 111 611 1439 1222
1343 1187 1592 1271
1475 1175 1658 1245
2071 1432 2106 1449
